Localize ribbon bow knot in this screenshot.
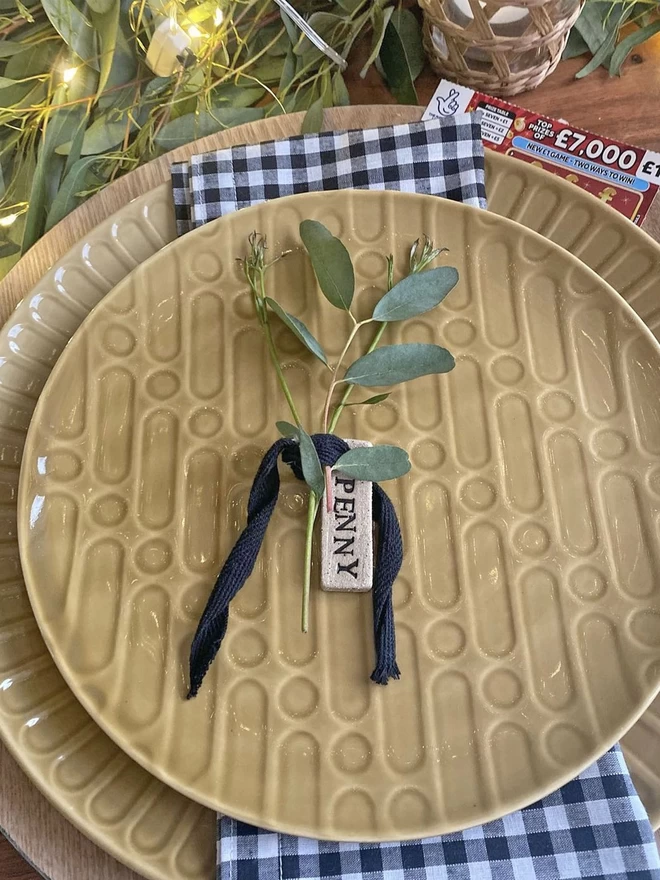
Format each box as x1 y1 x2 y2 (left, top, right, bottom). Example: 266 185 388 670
188 433 402 698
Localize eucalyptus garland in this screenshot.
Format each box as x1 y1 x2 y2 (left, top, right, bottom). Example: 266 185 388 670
0 0 425 280
565 0 660 78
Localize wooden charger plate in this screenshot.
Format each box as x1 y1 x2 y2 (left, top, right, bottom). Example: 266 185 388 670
18 188 660 841
1 110 659 877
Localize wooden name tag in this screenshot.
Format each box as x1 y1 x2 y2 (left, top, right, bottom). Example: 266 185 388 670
320 439 373 593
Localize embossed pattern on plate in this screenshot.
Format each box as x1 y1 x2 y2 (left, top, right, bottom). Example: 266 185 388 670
18 190 660 840
2 152 660 880
0 187 215 880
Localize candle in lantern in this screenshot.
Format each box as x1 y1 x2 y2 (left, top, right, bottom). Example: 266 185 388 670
450 0 529 33
432 0 530 64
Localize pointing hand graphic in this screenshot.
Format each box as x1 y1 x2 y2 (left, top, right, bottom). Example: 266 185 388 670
436 88 460 117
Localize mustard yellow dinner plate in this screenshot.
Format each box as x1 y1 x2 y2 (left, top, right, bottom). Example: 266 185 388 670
17 188 660 840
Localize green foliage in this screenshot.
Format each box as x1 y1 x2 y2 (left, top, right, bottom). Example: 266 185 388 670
372 266 459 322
299 219 354 311
298 425 325 497
378 7 424 104
245 225 458 629
153 107 265 149
265 297 328 365
334 444 411 481
567 0 660 76
301 96 324 133
0 0 425 278
344 343 455 387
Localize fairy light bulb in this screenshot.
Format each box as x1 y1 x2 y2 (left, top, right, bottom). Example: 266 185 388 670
213 7 223 26
0 213 17 227
188 24 203 38
62 67 77 83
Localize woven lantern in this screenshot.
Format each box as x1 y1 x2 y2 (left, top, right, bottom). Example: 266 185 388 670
419 0 584 96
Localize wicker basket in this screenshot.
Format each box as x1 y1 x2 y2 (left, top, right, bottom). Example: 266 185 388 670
419 0 584 96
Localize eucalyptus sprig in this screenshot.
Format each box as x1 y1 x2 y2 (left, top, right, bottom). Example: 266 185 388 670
565 0 660 77
242 221 458 631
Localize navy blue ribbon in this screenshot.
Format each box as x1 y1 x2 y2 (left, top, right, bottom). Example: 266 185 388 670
187 433 402 698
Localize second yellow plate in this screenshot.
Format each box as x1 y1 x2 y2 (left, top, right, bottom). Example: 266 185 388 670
19 189 660 840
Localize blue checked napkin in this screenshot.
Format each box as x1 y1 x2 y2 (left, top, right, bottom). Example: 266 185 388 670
169 115 660 880
170 115 486 233
218 747 659 880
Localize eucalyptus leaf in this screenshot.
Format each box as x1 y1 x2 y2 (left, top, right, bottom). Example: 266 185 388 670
320 70 332 108
299 219 354 311
0 241 20 258
372 266 459 322
609 21 660 75
213 83 265 108
61 105 90 176
0 76 17 88
276 420 299 437
5 41 57 78
575 25 619 77
41 0 99 68
22 80 96 251
573 2 608 55
247 55 285 82
280 8 299 45
91 0 120 97
4 142 35 266
293 83 317 111
86 0 115 14
143 77 171 102
562 27 588 59
279 46 296 93
344 343 455 386
379 13 418 103
298 426 324 497
354 393 390 405
265 297 328 365
575 4 632 76
0 43 23 58
360 5 393 77
335 0 363 10
153 107 264 150
333 445 411 481
294 12 345 58
45 155 100 230
0 81 45 118
59 111 134 155
332 70 350 107
389 8 424 80
301 96 324 133
249 21 289 56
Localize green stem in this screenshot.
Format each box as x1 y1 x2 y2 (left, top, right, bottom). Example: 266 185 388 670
322 318 369 433
328 253 431 432
328 320 387 433
248 262 302 427
263 318 303 426
302 492 320 632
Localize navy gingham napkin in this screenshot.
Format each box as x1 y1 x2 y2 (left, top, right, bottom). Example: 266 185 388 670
170 114 486 234
218 747 660 880
169 116 660 880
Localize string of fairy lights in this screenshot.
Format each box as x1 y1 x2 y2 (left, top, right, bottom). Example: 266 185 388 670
0 0 353 235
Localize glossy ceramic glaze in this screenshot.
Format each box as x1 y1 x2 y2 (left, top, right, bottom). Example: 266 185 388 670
18 189 660 840
0 185 215 880
2 153 660 880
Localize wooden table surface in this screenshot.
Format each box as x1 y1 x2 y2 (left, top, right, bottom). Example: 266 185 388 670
3 28 660 880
